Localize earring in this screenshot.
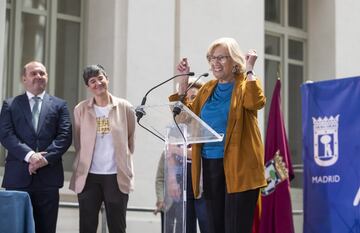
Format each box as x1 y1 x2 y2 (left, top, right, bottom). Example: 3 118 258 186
232 65 239 74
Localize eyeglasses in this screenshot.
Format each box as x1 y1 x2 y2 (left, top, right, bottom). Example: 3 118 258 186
207 55 231 64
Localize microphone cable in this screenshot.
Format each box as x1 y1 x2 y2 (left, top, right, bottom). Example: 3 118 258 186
136 116 165 142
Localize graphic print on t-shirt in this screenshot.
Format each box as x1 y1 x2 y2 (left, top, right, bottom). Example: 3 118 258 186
96 116 110 137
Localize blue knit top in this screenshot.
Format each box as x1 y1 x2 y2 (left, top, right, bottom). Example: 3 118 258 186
201 82 234 158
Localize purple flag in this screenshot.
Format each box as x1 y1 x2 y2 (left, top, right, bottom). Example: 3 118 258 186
259 79 295 233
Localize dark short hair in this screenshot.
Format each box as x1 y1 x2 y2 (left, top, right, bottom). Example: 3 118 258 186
82 64 108 85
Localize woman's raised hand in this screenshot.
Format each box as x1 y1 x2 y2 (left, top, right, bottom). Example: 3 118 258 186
245 49 257 72
176 58 190 95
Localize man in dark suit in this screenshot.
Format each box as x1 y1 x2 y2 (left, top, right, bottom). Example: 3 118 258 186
0 61 72 233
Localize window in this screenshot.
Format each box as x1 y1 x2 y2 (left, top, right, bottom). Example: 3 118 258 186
5 0 82 101
55 0 82 118
265 0 306 187
55 20 80 113
288 0 304 29
265 0 281 24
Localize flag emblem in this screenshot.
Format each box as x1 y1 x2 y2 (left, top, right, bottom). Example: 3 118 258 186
261 150 289 196
312 115 339 167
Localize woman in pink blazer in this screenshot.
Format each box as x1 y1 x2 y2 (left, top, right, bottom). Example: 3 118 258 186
69 64 136 233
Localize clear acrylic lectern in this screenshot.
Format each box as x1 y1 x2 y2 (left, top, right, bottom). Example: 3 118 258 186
137 101 223 233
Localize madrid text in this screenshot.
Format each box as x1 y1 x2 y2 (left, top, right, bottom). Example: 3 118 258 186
312 175 341 184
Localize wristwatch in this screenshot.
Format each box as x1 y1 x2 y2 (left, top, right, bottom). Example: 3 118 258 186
246 70 254 76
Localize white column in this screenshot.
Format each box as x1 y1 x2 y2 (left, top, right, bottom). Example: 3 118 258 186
112 0 129 98
335 0 360 78
84 0 129 98
126 0 177 208
308 0 336 81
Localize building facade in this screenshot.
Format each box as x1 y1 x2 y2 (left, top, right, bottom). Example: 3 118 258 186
1 0 360 232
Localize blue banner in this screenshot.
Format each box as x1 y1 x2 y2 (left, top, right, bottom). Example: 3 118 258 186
301 77 360 233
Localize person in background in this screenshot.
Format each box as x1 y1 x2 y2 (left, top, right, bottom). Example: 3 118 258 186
155 149 183 233
170 37 267 233
0 61 72 233
69 64 136 233
155 81 209 233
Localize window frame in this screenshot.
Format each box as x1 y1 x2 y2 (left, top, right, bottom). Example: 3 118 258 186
265 0 307 169
5 0 84 99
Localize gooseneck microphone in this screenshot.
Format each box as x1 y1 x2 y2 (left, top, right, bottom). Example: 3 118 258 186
172 72 209 117
185 72 209 97
135 72 195 123
135 72 195 142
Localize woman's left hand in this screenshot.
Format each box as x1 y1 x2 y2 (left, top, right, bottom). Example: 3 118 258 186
245 49 257 72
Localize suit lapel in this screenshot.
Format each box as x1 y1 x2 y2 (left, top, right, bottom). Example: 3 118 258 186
37 94 51 134
18 93 35 132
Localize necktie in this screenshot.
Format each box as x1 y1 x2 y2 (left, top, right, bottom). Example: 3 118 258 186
32 96 41 130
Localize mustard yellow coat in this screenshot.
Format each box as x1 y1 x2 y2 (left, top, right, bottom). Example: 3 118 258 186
170 74 267 197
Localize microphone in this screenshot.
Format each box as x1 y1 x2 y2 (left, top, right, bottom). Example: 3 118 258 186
172 72 209 117
135 106 146 123
135 72 195 122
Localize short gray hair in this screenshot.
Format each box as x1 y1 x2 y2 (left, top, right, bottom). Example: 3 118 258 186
206 37 246 74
